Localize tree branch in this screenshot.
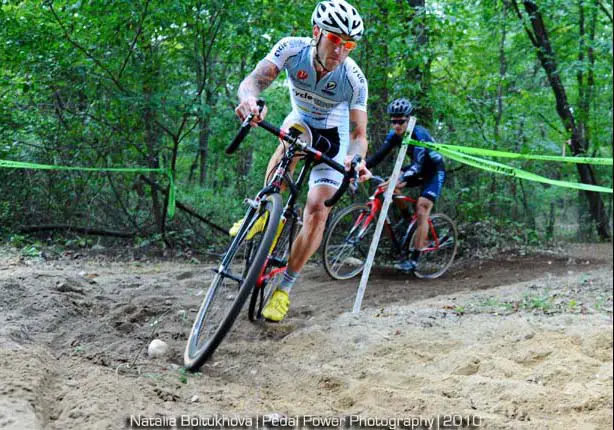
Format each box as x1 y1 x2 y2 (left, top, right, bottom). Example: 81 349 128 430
598 0 613 24
47 2 127 93
20 224 134 238
118 0 152 80
536 112 566 136
506 0 539 46
139 174 229 234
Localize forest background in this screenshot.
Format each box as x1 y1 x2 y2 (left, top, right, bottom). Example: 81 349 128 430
1 0 612 254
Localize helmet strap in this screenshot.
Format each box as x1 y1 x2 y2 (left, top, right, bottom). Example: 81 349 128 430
313 33 332 73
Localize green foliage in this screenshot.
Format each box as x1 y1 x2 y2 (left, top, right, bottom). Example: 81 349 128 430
0 0 611 249
521 293 553 313
177 367 201 384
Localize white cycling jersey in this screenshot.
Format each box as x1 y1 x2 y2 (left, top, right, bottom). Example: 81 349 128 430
264 37 368 189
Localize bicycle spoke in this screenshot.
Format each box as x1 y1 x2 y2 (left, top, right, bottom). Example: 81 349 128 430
193 238 255 348
323 204 376 280
411 214 458 279
185 194 283 370
331 243 361 271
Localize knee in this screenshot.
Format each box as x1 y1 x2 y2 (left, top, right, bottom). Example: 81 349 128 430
416 202 431 219
304 205 329 235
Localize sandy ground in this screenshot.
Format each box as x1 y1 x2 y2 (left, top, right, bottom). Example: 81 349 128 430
0 243 612 429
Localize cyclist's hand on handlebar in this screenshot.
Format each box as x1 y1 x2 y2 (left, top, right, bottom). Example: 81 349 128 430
379 177 404 193
344 156 372 183
235 97 268 127
357 163 372 183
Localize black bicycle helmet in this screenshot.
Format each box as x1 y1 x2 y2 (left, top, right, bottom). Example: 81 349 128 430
387 98 413 116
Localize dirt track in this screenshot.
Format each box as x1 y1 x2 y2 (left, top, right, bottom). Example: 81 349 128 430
0 244 612 429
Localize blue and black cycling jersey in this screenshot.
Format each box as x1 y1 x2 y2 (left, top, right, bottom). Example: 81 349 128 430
366 125 446 201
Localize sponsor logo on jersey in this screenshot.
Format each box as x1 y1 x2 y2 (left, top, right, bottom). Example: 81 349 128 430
325 81 337 91
274 41 288 57
297 70 308 80
322 81 337 96
292 89 337 109
351 65 366 85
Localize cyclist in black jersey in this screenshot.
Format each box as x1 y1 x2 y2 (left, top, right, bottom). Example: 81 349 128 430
366 98 446 273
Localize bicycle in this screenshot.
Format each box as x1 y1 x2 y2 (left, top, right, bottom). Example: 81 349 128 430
184 100 360 371
322 176 458 280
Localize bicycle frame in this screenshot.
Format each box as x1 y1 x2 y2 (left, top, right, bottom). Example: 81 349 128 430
254 143 314 288
213 135 316 290
360 182 444 257
239 125 357 289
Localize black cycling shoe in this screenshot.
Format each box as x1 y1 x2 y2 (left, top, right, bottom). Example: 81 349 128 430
394 259 417 273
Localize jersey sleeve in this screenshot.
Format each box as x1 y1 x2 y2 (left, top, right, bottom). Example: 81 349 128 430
408 126 436 175
366 132 398 169
264 37 308 71
345 58 368 112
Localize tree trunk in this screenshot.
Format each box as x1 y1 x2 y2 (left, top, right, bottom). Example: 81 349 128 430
511 0 610 239
199 115 210 186
491 0 508 212
363 3 390 169
406 0 433 127
188 152 199 184
143 44 163 234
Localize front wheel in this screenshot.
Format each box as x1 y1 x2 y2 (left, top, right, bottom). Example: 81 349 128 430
322 203 375 280
248 213 298 321
408 213 458 279
184 193 282 371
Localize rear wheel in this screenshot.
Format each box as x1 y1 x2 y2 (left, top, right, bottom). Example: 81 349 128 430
408 213 458 279
322 203 375 280
184 193 282 371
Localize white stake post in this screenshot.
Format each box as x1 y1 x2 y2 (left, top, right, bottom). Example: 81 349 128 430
352 117 417 313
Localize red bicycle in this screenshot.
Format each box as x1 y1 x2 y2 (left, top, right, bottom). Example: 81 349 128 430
322 176 458 280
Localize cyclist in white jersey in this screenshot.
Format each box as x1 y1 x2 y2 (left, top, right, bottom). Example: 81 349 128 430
235 0 371 322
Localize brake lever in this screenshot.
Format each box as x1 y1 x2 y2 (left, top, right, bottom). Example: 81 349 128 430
348 154 362 194
244 99 266 127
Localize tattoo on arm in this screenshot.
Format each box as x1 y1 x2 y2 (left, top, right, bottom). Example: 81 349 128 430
238 60 279 101
350 120 358 133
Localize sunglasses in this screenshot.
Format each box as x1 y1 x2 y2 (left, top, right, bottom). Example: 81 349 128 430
324 31 358 50
390 119 408 125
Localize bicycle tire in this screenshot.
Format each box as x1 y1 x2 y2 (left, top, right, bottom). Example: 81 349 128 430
322 203 375 280
184 193 282 370
408 213 458 279
248 214 298 321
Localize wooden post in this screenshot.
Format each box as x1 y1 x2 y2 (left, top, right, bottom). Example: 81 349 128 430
352 117 417 313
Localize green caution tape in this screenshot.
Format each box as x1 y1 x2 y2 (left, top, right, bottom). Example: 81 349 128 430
0 159 176 217
406 139 613 165
401 137 612 194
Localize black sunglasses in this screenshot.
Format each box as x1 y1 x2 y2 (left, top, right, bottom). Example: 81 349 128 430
390 119 407 125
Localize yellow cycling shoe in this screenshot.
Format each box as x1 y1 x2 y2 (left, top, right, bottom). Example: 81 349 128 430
261 289 290 322
229 212 269 240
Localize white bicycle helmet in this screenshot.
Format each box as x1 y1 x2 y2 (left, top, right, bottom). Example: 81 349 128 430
311 0 364 41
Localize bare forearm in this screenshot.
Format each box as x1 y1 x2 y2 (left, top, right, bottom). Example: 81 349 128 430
349 135 368 159
238 60 279 102
349 117 368 158
238 77 261 102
